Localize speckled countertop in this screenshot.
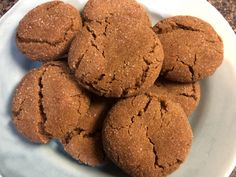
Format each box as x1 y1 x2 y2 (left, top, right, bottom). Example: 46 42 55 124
0 0 236 176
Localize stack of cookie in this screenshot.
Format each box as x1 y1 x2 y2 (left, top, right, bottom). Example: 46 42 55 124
12 0 223 177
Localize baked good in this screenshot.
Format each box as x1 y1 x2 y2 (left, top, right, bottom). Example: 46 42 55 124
16 1 82 61
103 93 192 177
83 0 151 26
149 79 200 116
62 95 115 166
153 16 224 82
68 15 164 97
12 61 90 143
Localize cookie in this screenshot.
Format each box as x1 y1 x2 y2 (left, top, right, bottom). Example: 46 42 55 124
149 80 200 116
68 15 164 97
16 1 82 61
153 16 224 82
12 61 90 143
102 93 192 177
62 95 115 166
83 0 151 26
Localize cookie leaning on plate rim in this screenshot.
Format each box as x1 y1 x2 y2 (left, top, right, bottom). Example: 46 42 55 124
16 1 82 61
153 15 224 83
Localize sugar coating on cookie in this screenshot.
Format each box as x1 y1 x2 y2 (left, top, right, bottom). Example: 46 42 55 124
103 93 192 177
16 1 82 61
153 16 224 82
68 15 164 97
12 61 90 143
83 0 151 26
61 95 114 166
149 80 200 116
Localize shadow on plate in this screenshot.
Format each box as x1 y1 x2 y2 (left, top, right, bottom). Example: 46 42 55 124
7 120 42 147
189 79 210 133
55 141 129 177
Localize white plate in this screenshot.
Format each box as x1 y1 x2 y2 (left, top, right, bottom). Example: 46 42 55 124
0 0 236 177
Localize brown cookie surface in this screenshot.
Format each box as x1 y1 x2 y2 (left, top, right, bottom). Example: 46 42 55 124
83 0 151 26
153 16 224 82
62 95 115 166
103 93 192 177
12 61 90 143
16 1 82 61
149 80 200 116
68 15 164 97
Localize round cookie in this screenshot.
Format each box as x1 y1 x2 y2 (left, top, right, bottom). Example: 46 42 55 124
16 1 82 61
68 15 164 97
83 0 151 26
102 93 192 177
149 80 200 116
12 61 90 143
61 95 115 166
153 16 224 82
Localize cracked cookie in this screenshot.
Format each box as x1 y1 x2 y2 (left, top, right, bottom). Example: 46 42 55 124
68 15 164 97
83 0 151 26
153 16 224 82
149 80 200 116
16 1 82 61
12 61 90 143
61 95 115 166
102 93 192 177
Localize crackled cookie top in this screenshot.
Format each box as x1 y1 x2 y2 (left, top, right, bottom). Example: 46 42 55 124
68 15 164 97
153 16 224 82
149 80 200 116
102 93 192 177
16 1 82 61
83 0 151 26
12 61 90 143
61 95 115 166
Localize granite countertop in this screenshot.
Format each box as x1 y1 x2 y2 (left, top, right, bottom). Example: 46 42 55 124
0 0 236 176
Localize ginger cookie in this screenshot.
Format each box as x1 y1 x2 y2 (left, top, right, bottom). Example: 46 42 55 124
153 16 224 82
62 95 115 166
12 61 90 143
83 0 151 26
68 15 164 97
149 80 200 116
102 93 192 177
16 1 82 61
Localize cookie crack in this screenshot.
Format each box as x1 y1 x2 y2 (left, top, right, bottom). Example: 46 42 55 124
158 99 168 130
79 75 111 96
12 99 26 119
38 69 52 138
75 49 88 70
121 43 159 97
145 127 164 170
173 22 202 32
156 22 202 34
103 15 113 37
86 25 106 59
17 16 76 46
110 95 152 132
62 128 101 145
176 56 195 81
179 93 197 100
38 64 72 137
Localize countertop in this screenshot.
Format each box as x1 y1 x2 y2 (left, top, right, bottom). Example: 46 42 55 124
0 0 235 176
